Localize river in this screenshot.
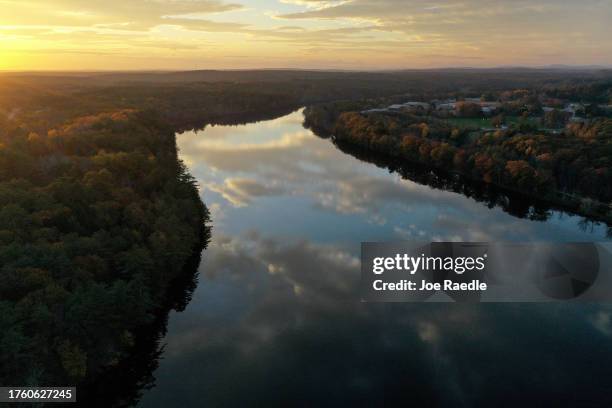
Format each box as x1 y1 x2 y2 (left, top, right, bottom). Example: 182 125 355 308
138 109 612 407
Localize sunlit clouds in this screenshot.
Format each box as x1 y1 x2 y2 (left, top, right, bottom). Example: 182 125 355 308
2 1 609 70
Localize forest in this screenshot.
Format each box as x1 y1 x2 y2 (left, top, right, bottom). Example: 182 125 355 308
0 107 208 388
5 68 612 132
1 68 612 392
303 77 612 221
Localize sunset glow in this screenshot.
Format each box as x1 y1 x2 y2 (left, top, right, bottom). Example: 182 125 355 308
1 0 612 70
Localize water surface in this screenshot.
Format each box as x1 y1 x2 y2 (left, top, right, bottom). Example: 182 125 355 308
139 110 612 407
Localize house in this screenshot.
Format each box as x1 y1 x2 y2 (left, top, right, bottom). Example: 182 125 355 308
361 108 389 114
558 103 586 123
362 101 430 114
563 103 584 115
479 101 501 115
481 106 496 115
388 102 431 111
436 102 456 111
402 102 430 110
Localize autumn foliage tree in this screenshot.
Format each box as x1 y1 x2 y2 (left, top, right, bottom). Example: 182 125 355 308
0 110 209 387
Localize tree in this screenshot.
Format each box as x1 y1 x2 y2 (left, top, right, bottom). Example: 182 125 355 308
543 109 569 128
456 102 482 118
505 160 537 191
481 92 496 102
491 114 506 128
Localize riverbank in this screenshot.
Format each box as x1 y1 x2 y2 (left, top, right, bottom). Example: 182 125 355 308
0 109 209 389
303 105 612 225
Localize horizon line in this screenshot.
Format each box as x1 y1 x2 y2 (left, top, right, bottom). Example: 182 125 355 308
2 64 612 75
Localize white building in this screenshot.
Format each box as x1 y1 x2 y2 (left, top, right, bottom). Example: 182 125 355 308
436 102 456 111
362 101 430 114
402 102 430 110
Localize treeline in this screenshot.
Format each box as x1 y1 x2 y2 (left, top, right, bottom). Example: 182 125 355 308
4 69 612 134
0 109 209 387
2 74 427 133
305 105 612 219
332 137 604 228
302 75 612 126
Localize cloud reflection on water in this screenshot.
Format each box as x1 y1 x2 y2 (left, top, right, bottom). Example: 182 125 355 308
143 232 612 407
138 110 612 407
178 110 607 241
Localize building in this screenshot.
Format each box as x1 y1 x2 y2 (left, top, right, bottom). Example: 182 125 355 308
436 102 456 111
362 101 430 114
401 102 430 110
361 108 389 114
481 106 496 115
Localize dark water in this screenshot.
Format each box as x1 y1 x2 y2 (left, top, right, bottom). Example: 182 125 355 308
138 110 612 407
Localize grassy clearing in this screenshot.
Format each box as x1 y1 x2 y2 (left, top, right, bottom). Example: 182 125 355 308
506 116 542 127
444 117 493 128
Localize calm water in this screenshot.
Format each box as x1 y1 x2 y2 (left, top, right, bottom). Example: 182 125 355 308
139 110 612 407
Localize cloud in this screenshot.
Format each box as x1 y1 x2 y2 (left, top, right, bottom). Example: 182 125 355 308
0 0 244 29
270 0 612 65
277 0 561 21
2 0 612 68
206 177 286 207
0 0 253 60
590 311 612 336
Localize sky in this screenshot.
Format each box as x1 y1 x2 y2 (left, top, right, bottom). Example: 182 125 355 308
1 0 611 71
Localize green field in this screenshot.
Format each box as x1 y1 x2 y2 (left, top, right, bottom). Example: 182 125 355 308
506 116 542 127
445 117 493 128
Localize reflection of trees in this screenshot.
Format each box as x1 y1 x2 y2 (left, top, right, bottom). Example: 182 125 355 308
180 107 300 133
331 138 610 229
77 226 210 408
